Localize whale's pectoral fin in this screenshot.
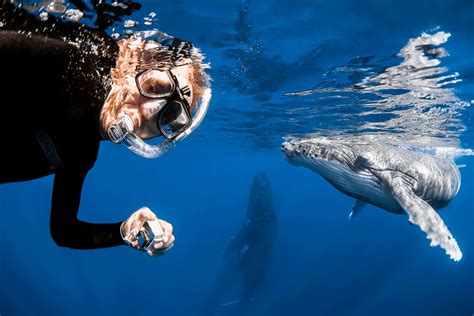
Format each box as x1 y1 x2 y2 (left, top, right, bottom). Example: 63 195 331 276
389 177 462 261
224 230 248 258
349 200 367 220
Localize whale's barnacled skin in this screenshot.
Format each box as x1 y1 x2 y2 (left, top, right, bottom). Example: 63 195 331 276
282 138 462 261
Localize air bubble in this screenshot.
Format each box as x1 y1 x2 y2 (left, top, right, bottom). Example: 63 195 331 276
39 11 49 21
45 2 67 14
111 1 128 9
63 9 84 22
124 20 138 28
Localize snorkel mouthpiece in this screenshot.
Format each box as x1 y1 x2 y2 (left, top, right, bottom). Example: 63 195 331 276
107 114 179 159
108 115 134 143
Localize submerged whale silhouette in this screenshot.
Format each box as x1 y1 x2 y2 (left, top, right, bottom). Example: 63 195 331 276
225 171 277 300
282 137 462 261
203 171 277 315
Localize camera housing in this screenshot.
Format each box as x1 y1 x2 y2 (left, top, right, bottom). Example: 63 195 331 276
137 219 164 251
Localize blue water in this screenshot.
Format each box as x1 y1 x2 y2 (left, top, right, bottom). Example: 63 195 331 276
1 0 473 315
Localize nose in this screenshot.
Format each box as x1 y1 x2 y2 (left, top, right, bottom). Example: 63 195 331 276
140 99 168 119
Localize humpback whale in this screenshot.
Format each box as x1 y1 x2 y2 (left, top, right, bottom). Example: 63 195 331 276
203 172 278 315
282 137 462 261
226 171 278 302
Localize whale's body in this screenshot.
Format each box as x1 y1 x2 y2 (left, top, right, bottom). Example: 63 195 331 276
282 138 462 261
228 171 277 300
202 172 277 315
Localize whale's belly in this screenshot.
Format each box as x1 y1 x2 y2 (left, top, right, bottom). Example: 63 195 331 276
331 169 403 213
305 158 403 214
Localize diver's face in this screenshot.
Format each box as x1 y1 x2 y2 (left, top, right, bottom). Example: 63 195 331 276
118 65 194 140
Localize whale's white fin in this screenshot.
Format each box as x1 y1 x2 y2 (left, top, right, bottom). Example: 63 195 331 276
220 299 241 307
349 200 367 220
390 178 462 261
224 230 247 258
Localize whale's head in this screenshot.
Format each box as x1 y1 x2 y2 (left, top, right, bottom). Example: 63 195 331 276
282 138 357 170
247 171 275 225
281 138 373 198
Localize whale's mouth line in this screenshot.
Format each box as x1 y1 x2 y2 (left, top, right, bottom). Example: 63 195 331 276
364 165 418 184
282 141 356 171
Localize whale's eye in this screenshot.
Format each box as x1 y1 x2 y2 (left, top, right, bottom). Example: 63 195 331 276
355 153 374 167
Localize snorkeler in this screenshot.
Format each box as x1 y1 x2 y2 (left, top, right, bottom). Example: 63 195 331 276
0 1 211 255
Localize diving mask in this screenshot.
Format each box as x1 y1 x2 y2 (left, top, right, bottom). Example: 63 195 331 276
135 69 192 139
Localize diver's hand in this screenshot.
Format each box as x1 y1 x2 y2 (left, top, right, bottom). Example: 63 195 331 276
120 207 175 256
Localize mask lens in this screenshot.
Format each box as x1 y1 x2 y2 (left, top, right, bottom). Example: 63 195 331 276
158 101 191 138
136 70 175 98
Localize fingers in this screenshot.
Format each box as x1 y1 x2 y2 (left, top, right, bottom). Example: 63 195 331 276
136 207 157 221
123 207 158 242
146 220 175 256
158 219 173 242
122 207 176 256
128 227 140 248
147 238 175 256
157 234 175 249
124 210 148 234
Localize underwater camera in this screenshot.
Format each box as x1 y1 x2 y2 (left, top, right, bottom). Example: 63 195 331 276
137 219 164 251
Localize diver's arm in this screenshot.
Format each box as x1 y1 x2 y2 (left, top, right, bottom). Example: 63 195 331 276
50 168 125 249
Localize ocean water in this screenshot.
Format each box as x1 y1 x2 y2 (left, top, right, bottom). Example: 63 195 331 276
1 0 473 315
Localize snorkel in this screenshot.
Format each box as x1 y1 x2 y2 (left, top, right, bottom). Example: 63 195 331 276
105 30 212 158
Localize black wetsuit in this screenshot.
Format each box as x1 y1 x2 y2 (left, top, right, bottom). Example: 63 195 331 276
0 1 125 249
